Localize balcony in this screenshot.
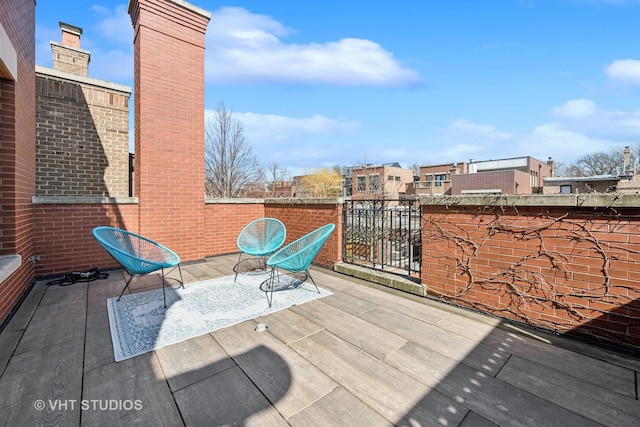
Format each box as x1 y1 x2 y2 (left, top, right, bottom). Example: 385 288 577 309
1 253 638 425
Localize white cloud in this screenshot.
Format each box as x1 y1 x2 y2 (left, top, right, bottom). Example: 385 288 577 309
205 7 421 87
606 59 640 85
446 119 514 142
549 99 640 140
519 123 612 161
91 4 132 45
430 101 640 165
204 109 361 170
233 112 360 140
551 99 597 119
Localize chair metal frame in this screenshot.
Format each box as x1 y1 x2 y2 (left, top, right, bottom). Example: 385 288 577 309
234 218 286 282
264 223 335 307
92 226 183 308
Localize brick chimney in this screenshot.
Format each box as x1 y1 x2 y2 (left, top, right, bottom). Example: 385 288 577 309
624 146 632 174
547 157 555 177
129 0 210 261
51 22 90 76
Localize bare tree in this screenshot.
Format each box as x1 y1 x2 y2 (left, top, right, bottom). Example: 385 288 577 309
265 162 288 197
552 161 584 177
205 102 262 198
575 149 624 176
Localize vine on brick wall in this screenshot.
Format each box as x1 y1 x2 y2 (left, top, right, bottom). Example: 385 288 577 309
425 206 639 343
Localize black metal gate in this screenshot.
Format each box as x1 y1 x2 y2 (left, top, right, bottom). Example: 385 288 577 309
342 199 421 277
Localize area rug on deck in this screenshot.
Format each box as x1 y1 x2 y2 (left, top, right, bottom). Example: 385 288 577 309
107 274 332 361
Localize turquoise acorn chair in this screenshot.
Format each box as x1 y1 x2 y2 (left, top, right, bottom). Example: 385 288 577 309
92 226 183 308
234 218 286 281
264 223 335 307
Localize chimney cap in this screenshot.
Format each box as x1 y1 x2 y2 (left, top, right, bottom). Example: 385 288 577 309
59 22 83 36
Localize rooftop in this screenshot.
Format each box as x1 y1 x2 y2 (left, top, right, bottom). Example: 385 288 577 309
1 254 638 426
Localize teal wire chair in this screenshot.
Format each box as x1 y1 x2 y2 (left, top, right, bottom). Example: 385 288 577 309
92 226 183 308
264 223 335 307
234 218 286 281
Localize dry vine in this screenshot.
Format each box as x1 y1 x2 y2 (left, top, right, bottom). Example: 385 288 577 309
425 206 639 346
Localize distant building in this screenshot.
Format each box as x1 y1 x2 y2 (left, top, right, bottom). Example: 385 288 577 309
543 146 639 194
408 156 553 196
270 180 296 197
350 162 414 200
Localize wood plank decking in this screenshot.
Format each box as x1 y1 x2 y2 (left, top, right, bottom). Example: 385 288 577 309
0 254 639 426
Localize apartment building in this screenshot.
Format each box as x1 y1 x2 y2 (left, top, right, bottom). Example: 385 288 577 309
409 156 554 196
350 162 414 200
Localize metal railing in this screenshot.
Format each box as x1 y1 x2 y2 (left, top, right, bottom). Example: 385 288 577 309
342 199 421 278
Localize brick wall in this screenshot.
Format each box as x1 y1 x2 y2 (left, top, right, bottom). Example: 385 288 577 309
32 199 343 278
35 70 130 197
0 0 36 324
33 202 139 276
420 196 640 350
130 0 210 261
452 170 532 195
265 200 342 268
203 201 265 256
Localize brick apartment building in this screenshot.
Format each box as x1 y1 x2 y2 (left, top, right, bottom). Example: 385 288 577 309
35 22 131 198
349 163 414 200
408 156 554 196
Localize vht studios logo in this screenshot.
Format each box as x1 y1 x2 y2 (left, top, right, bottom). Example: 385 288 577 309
34 399 143 411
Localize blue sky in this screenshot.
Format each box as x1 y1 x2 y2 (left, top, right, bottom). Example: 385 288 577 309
35 0 640 178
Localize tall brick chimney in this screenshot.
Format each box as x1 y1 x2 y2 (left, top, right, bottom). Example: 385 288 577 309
51 22 90 76
624 146 632 174
129 0 210 261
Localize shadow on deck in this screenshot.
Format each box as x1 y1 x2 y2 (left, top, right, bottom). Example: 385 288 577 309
0 254 639 426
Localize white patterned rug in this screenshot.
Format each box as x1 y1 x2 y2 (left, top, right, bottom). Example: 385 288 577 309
107 274 331 361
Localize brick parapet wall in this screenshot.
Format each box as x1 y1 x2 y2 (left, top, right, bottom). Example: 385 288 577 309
420 194 640 350
31 198 342 276
32 199 139 276
203 200 265 256
0 0 36 325
265 199 343 269
35 69 130 197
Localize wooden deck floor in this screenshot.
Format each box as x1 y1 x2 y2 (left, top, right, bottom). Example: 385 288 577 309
1 254 639 426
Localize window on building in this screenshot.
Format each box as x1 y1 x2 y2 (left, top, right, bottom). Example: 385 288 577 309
369 174 379 192
357 176 366 192
395 176 401 181
560 185 572 194
435 173 447 187
425 174 432 187
387 175 394 181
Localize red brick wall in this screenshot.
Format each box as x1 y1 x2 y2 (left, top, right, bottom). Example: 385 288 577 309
0 0 36 324
203 202 265 256
31 200 343 276
265 202 342 268
421 203 640 349
130 0 209 261
33 203 139 276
